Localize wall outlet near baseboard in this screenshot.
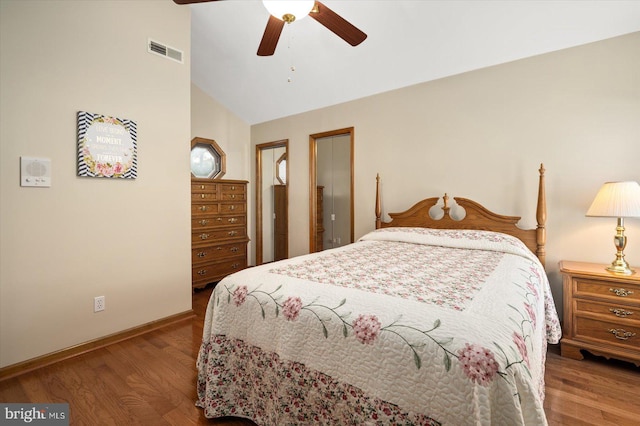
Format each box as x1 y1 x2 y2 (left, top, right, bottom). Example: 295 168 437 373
94 296 105 312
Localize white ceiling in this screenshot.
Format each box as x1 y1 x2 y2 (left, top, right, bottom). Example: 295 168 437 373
188 0 640 125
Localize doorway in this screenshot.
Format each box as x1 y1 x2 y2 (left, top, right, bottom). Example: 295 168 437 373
309 128 354 253
256 140 288 265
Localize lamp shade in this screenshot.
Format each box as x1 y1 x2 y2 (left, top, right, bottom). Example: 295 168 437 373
263 0 315 22
586 181 640 218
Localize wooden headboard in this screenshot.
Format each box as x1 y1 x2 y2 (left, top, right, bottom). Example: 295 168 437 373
375 164 547 266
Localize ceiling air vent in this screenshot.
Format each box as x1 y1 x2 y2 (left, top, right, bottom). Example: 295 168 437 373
148 39 183 64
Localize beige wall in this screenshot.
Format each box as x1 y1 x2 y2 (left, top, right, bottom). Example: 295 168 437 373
251 32 640 317
0 1 191 368
191 84 251 181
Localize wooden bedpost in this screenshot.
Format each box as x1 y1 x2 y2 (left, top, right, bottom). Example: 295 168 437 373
375 174 382 229
536 164 547 267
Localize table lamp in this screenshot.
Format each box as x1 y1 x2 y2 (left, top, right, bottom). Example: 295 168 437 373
586 181 640 275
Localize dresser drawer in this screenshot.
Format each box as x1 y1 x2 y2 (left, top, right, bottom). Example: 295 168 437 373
192 258 247 285
192 241 248 264
192 203 221 215
220 192 245 201
192 192 219 202
192 226 246 245
220 202 246 214
574 277 640 303
575 299 638 322
191 215 246 230
191 182 218 193
219 183 245 195
574 316 640 350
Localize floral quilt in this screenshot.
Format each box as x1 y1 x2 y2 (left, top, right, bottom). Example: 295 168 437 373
197 228 561 425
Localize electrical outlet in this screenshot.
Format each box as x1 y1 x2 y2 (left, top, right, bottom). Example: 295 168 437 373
94 296 105 313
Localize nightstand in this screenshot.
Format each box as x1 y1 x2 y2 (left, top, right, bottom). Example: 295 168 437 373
559 260 640 366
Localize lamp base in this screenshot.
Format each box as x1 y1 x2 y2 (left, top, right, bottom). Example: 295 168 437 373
606 261 635 275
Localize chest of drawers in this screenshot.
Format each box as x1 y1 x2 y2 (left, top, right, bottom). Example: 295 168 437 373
559 260 640 366
191 179 248 289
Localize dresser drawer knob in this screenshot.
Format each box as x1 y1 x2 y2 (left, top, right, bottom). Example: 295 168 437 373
609 308 634 318
197 269 207 276
231 186 236 190
217 217 222 221
199 233 210 240
200 185 205 190
230 205 236 211
609 287 634 297
228 218 238 223
228 230 238 236
608 328 636 340
196 251 207 258
231 247 239 252
232 263 240 269
199 206 208 212
199 219 209 226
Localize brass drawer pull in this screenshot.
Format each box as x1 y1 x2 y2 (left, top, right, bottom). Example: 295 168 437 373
200 185 205 190
230 205 236 211
228 218 238 223
196 251 207 258
231 247 239 252
198 219 209 226
197 269 207 276
228 230 238 236
199 233 210 240
608 328 636 340
230 194 236 199
216 247 222 250
609 287 634 297
232 263 240 269
199 206 208 212
217 217 222 222
231 186 236 190
201 194 205 199
609 308 634 318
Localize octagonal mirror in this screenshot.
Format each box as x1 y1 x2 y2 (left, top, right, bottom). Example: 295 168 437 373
190 137 226 179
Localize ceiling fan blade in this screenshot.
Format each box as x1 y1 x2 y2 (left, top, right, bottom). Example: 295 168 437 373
257 15 285 56
173 0 222 4
310 1 367 46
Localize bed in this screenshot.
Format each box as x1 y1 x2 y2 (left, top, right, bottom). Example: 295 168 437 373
196 164 561 425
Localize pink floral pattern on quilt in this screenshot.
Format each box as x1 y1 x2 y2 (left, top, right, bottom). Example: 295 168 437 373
197 336 440 426
269 241 503 311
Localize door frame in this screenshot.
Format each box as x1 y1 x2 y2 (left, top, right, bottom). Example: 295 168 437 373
256 139 288 265
309 128 355 253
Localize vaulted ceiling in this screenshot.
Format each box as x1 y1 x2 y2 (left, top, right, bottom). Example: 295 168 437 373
186 0 640 125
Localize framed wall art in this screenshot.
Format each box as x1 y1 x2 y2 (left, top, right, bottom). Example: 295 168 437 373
77 111 137 179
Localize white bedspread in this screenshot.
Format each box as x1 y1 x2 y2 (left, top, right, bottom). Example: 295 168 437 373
197 228 561 425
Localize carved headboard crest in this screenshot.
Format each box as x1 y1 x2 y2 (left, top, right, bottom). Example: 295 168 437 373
375 165 547 265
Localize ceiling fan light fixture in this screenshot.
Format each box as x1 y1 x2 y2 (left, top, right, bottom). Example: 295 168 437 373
263 0 315 23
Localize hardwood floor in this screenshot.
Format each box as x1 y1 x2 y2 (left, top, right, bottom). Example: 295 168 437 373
1 285 638 425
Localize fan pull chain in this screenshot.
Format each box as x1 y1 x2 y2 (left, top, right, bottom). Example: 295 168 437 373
287 31 295 83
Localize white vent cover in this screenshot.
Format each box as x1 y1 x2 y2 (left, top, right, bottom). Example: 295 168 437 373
148 39 183 64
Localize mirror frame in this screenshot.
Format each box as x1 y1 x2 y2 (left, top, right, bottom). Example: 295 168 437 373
309 128 355 253
190 137 226 179
256 139 289 265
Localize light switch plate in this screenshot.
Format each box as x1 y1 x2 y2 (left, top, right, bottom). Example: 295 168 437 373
21 156 51 187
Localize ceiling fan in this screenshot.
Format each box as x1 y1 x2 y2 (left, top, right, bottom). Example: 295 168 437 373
173 0 367 56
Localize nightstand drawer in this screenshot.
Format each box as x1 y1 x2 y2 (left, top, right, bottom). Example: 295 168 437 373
574 277 640 303
575 299 638 322
575 316 639 350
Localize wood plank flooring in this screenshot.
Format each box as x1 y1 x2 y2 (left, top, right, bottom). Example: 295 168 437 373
1 284 638 425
